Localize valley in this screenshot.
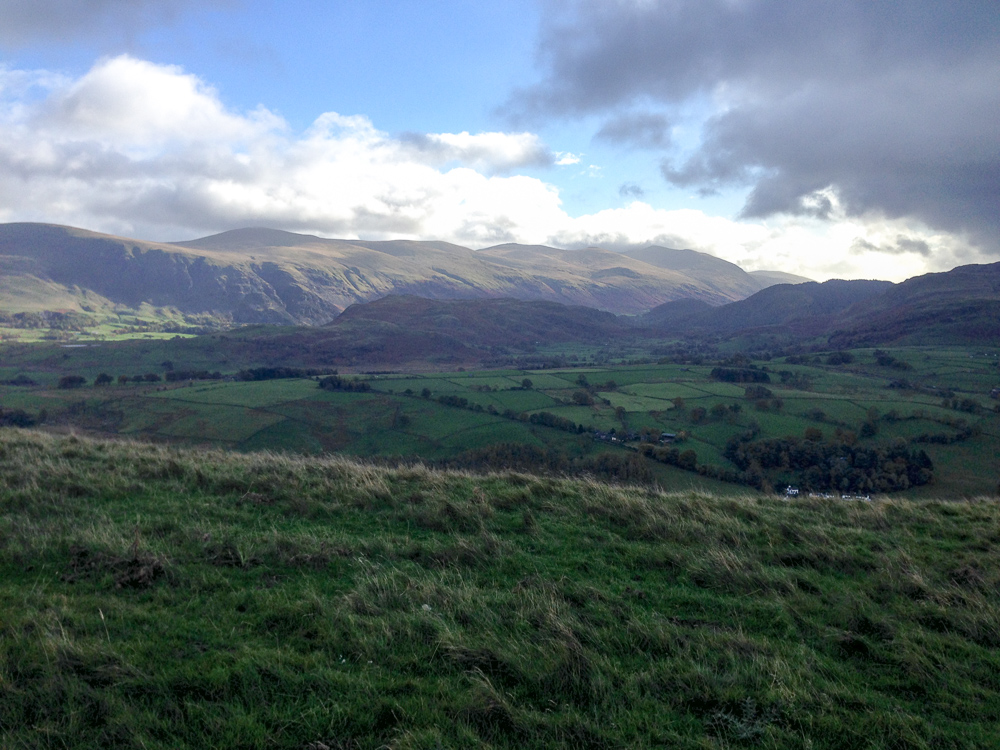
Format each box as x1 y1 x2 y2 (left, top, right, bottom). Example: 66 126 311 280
2 335 998 497
3 222 1000 749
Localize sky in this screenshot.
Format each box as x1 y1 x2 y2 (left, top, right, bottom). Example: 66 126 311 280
0 0 997 281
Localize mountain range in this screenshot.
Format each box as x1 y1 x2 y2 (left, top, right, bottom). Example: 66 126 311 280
639 262 1000 345
0 223 807 322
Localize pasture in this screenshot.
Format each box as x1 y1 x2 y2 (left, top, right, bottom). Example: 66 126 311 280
1 342 998 496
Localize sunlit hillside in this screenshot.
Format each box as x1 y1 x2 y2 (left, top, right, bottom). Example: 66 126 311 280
2 429 998 749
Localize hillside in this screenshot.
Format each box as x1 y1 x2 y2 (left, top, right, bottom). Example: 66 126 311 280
333 295 629 347
620 244 787 300
748 269 813 286
639 261 1000 347
0 223 799 323
1 428 998 749
641 279 894 335
829 261 1000 346
177 296 636 370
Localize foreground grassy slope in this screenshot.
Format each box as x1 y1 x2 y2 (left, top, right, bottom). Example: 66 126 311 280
1 429 999 749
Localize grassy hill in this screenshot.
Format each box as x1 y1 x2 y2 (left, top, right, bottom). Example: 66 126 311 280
1 428 998 749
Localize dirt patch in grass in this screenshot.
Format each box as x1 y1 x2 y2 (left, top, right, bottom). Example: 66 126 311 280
60 544 167 589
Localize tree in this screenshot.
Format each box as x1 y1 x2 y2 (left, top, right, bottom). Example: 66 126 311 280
57 375 86 389
678 449 698 471
94 373 113 386
671 397 685 411
689 406 707 424
521 378 533 389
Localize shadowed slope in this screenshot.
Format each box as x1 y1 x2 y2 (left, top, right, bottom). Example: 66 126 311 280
642 279 893 335
830 261 1000 345
333 295 629 347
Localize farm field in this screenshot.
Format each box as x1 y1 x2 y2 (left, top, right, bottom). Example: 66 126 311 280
2 341 998 496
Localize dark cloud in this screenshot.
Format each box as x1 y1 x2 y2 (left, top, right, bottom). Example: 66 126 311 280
852 236 932 257
0 0 235 45
512 0 1000 251
595 112 670 149
618 182 644 198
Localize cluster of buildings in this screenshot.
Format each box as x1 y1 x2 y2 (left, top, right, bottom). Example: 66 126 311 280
786 486 872 502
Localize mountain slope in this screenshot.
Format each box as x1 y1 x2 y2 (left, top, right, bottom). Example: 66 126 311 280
641 279 894 335
829 261 1000 345
749 269 813 286
640 261 1000 346
621 245 769 299
211 295 635 369
334 294 629 347
1 223 799 322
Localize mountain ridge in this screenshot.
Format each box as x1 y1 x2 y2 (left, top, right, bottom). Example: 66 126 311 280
0 222 804 322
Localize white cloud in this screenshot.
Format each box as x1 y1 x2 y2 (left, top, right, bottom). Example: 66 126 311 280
555 151 581 165
35 56 279 148
401 130 553 172
0 55 980 281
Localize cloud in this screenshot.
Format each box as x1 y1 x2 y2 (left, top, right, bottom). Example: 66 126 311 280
511 0 1000 253
852 236 932 258
0 0 234 45
398 130 553 172
555 152 580 166
0 55 984 282
618 182 644 198
595 111 670 149
35 55 278 147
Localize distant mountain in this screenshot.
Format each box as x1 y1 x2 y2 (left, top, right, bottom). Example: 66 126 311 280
829 261 1000 346
748 270 813 286
476 242 758 310
0 223 802 322
640 260 1000 346
641 279 894 335
621 245 769 300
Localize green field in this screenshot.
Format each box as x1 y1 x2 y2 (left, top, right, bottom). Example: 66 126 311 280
1 342 999 496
